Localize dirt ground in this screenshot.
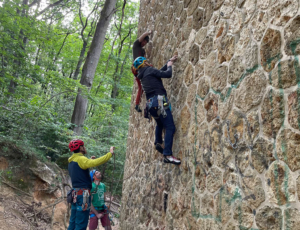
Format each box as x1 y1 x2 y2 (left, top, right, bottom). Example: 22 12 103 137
0 185 120 230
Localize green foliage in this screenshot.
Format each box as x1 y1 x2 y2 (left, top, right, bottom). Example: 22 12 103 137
0 0 139 197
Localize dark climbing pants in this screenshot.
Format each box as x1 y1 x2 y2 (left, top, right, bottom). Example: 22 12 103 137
67 194 91 230
149 107 175 156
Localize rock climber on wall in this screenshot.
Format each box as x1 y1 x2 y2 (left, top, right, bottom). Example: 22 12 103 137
131 30 152 113
133 55 181 165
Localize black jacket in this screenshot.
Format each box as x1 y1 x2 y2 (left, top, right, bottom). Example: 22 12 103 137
137 63 172 99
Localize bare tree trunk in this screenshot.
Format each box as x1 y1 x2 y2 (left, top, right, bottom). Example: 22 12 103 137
73 40 88 80
8 0 28 96
71 0 118 135
72 0 101 80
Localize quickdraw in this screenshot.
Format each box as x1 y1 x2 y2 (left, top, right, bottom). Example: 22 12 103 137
82 190 89 211
72 190 77 203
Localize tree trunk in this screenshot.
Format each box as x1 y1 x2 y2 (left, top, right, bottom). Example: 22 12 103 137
71 0 117 135
8 0 28 96
73 40 88 80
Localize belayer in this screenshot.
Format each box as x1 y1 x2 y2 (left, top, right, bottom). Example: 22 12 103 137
89 170 112 230
131 30 152 112
133 56 181 165
67 139 115 230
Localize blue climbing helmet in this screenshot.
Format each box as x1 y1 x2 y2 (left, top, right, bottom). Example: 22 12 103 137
133 56 147 69
90 169 96 182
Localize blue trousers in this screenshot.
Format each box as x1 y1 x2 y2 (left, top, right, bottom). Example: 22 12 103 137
67 194 91 230
148 96 176 156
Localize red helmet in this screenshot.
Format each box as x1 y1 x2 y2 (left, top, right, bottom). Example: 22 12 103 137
69 139 84 152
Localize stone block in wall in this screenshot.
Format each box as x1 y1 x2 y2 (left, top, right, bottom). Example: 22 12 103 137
265 161 296 205
195 27 208 45
288 91 300 131
211 65 228 92
260 28 282 72
255 206 283 230
193 7 204 31
269 0 298 27
216 144 233 169
217 35 235 63
214 19 228 42
235 69 267 112
214 189 232 225
206 166 223 193
187 0 199 16
219 87 235 120
183 213 198 230
284 208 300 230
195 97 206 124
205 51 218 77
184 63 194 87
173 2 182 19
201 193 214 216
284 16 300 56
189 44 200 65
177 86 188 111
236 147 250 173
205 219 223 230
197 77 210 99
207 10 221 37
215 0 225 10
228 10 244 34
199 0 214 27
233 201 254 229
270 59 298 89
180 8 187 27
225 221 238 230
195 163 206 193
194 61 204 81
197 122 209 157
223 109 244 146
204 93 219 122
257 0 270 10
187 84 197 107
245 40 258 69
200 37 214 59
242 169 266 208
251 137 275 173
245 109 260 145
167 6 174 25
182 17 193 42
250 11 269 42
276 128 300 172
235 27 251 56
261 88 285 139
180 105 192 135
242 0 256 23
220 0 237 19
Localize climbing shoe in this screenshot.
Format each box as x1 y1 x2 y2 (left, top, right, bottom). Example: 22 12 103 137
164 156 181 165
155 143 164 154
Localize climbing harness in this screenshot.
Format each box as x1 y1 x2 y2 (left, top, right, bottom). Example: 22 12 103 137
146 95 170 119
69 188 90 211
72 190 77 203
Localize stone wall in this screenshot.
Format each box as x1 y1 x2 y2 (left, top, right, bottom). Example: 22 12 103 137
120 0 300 229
